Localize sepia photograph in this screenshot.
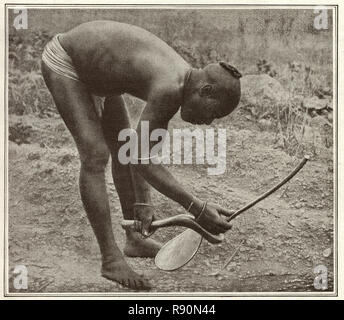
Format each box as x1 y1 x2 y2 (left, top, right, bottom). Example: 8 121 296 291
2 3 337 297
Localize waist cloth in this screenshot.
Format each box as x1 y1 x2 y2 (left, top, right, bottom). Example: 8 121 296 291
42 34 80 82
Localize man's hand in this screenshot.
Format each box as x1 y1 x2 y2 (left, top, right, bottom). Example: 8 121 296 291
196 203 233 235
209 203 236 220
133 204 155 237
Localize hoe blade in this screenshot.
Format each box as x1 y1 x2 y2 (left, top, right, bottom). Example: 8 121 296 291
155 229 203 271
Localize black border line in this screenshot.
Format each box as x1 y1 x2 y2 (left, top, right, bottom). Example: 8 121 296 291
3 3 339 298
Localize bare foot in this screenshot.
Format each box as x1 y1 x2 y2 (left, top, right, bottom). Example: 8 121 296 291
101 258 151 290
124 231 162 258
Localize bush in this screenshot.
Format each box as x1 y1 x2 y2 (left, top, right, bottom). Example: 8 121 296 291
8 31 55 117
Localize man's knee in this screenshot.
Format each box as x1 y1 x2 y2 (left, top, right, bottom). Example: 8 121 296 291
79 140 110 173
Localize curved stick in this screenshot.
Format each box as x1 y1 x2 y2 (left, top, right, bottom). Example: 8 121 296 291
227 155 310 222
121 214 224 244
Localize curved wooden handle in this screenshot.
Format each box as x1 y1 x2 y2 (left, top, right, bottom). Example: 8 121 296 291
227 155 310 222
121 214 224 244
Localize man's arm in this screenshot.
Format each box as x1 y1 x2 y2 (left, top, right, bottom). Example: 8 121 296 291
134 157 196 210
130 98 232 235
131 100 197 212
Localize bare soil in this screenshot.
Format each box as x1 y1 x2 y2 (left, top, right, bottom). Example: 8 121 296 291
7 112 334 293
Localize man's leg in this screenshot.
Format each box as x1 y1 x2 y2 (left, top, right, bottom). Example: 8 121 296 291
101 95 162 258
41 63 150 290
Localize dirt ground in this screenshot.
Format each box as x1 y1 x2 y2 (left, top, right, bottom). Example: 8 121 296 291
7 111 334 294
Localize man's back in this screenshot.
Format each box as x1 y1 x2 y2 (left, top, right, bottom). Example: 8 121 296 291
60 20 189 98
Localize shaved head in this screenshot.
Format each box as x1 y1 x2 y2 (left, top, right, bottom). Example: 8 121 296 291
181 61 242 125
203 62 241 117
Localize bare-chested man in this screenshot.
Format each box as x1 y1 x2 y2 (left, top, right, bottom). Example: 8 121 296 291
41 20 241 290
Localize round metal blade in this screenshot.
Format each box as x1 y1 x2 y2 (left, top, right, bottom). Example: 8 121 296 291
155 229 203 271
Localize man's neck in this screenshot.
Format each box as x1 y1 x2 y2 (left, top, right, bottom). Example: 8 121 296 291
181 68 193 106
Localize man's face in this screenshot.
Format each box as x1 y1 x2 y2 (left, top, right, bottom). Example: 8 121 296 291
181 64 241 125
181 91 237 125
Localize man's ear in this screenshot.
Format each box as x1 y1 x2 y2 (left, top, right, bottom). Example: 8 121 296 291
199 84 213 97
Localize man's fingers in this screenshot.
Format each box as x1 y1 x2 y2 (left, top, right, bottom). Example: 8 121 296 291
205 218 232 235
94 102 103 119
206 226 221 235
216 218 233 232
218 207 236 217
224 215 235 223
134 220 142 233
142 222 150 236
141 215 154 237
133 206 155 236
209 203 235 217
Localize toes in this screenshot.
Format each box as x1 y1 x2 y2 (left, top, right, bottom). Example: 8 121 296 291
101 265 152 290
119 278 132 289
127 279 132 289
139 277 152 290
132 279 138 289
119 277 151 290
128 279 140 290
128 276 150 290
131 279 143 290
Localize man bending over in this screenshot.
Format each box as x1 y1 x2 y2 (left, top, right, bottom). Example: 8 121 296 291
41 20 241 290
